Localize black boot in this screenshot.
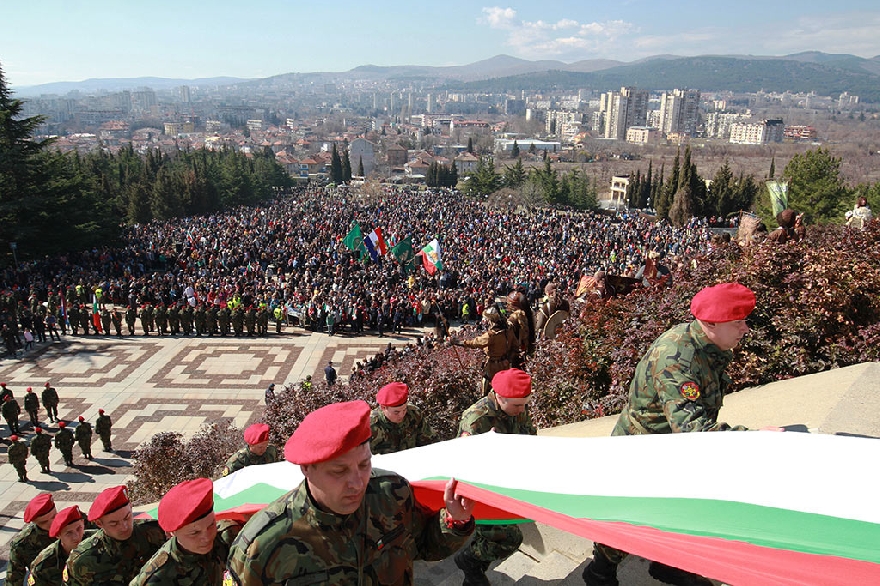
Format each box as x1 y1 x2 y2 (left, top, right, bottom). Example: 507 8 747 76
648 562 714 586
454 549 490 586
582 551 619 586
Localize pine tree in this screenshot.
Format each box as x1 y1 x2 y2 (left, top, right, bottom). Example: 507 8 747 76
768 156 776 180
329 144 343 184
341 149 352 183
503 158 526 188
510 140 520 158
357 156 364 178
467 137 474 154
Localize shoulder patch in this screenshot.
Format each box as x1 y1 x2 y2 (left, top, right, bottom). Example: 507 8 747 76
679 381 700 401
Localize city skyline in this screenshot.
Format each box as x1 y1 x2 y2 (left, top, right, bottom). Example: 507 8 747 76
2 1 879 89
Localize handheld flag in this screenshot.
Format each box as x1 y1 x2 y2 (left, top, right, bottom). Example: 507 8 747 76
420 239 443 275
342 221 365 254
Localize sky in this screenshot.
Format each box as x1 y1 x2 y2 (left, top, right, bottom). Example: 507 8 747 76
2 0 879 88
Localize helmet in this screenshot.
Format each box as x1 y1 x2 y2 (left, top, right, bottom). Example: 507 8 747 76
483 306 503 324
506 291 527 309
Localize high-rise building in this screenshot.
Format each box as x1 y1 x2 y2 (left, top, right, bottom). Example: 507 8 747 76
601 87 649 140
658 89 701 136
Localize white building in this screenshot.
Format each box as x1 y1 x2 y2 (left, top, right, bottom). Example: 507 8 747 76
658 89 701 136
729 119 784 144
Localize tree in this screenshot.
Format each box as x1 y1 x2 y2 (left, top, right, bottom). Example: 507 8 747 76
782 148 852 223
467 137 474 154
510 140 520 158
357 156 365 178
503 158 526 188
341 149 352 183
768 156 776 180
329 144 343 184
464 156 501 196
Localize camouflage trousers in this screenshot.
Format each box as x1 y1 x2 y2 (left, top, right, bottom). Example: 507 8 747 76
593 542 628 565
466 524 524 563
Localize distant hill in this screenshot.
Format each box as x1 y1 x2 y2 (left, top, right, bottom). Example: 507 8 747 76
13 52 880 102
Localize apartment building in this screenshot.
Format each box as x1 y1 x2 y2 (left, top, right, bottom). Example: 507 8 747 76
658 89 701 136
601 87 649 140
729 119 784 144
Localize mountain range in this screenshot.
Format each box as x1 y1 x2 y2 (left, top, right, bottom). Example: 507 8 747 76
16 52 880 101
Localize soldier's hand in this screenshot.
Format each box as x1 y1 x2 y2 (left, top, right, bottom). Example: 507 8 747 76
443 477 475 521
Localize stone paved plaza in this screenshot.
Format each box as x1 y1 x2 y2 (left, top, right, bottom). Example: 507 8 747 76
0 325 428 580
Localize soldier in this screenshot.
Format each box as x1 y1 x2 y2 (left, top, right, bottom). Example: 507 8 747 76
55 421 75 466
244 306 257 337
218 306 231 336
8 434 29 482
74 415 93 460
456 369 537 585
168 303 181 335
452 306 517 394
7 493 56 585
206 305 218 336
130 478 242 585
582 283 778 586
3 392 22 434
110 308 123 337
226 400 475 585
154 303 167 336
505 290 536 367
257 305 269 336
95 409 113 452
28 505 88 586
24 386 40 427
370 382 437 455
231 306 244 337
139 303 152 336
125 306 137 335
0 381 13 401
100 307 112 336
221 423 278 477
41 382 59 423
65 485 166 586
68 304 80 335
181 304 194 336
30 426 53 473
79 304 92 335
194 304 207 337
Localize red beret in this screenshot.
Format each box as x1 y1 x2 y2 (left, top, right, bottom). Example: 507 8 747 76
89 485 130 521
99 409 105 414
50 506 83 538
377 382 409 407
45 382 50 387
58 421 66 428
285 401 372 465
24 493 55 523
78 416 85 422
1 382 6 386
492 369 532 398
690 283 756 322
27 387 33 392
158 478 214 532
9 434 19 441
35 427 43 434
244 423 270 445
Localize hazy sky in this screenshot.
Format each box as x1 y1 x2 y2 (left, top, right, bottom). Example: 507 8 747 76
2 1 879 88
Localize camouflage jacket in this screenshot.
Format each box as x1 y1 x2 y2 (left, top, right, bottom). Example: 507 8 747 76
2 398 21 419
129 520 241 586
226 469 473 585
96 414 112 435
41 387 59 407
8 523 54 586
55 428 75 451
74 422 92 443
459 393 537 437
28 529 96 586
221 445 279 477
612 320 748 436
65 519 166 586
369 405 437 455
8 440 28 463
24 392 40 412
30 433 52 459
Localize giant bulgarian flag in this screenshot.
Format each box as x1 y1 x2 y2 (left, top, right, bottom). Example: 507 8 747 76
211 432 879 585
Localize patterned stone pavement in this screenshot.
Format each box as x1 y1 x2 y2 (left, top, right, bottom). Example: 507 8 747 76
0 324 430 581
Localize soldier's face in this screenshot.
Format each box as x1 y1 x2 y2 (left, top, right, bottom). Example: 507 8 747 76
496 395 529 417
249 441 270 456
34 508 57 532
173 511 217 555
96 504 134 541
302 442 372 515
381 404 408 424
702 319 749 351
59 519 85 553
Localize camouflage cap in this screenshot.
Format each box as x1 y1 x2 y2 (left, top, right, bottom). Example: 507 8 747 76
492 368 532 398
24 493 55 523
691 283 756 322
50 506 82 538
285 400 371 465
244 423 270 445
158 478 214 532
377 382 408 407
89 485 130 521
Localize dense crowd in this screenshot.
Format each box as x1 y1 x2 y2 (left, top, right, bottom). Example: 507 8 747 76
0 185 717 356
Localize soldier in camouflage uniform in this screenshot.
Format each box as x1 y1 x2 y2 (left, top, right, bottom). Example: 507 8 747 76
256 305 269 336
154 303 167 336
231 307 244 337
7 493 56 585
369 382 437 455
218 306 231 336
28 505 89 586
100 308 112 336
221 423 278 477
42 382 59 423
168 303 180 335
55 421 75 466
67 305 80 335
125 306 137 335
30 427 53 473
24 386 40 427
226 400 475 585
74 416 93 459
96 409 113 451
194 304 206 337
65 485 166 586
453 306 517 394
456 369 537 585
181 305 195 336
138 303 152 336
583 283 763 586
111 308 123 337
244 306 257 337
3 393 22 434
130 478 241 585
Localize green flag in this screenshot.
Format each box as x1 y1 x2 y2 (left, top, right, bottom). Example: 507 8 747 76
391 236 415 272
343 221 364 253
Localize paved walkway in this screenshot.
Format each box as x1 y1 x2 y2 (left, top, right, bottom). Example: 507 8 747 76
0 324 430 580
